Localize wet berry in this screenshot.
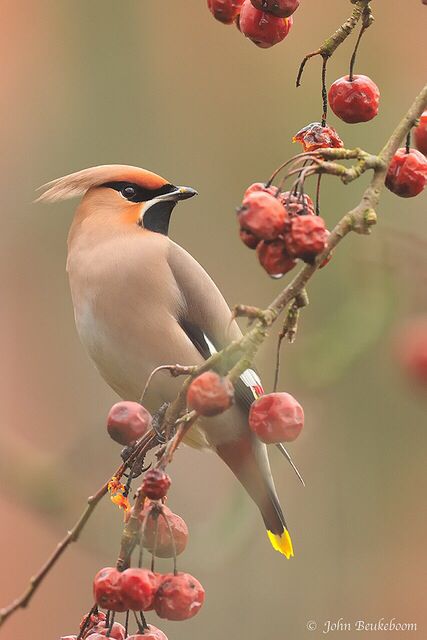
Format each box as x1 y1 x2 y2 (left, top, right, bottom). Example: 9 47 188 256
93 567 127 612
142 469 171 500
187 371 234 416
385 148 427 198
328 75 380 124
284 215 328 262
239 0 293 48
107 401 152 446
119 568 158 611
293 122 344 152
239 227 260 249
141 503 189 558
414 111 427 156
256 239 296 278
249 392 304 443
207 0 244 23
154 572 205 621
250 0 299 17
238 191 287 240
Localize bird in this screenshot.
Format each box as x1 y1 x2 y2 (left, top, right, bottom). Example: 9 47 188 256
37 164 294 558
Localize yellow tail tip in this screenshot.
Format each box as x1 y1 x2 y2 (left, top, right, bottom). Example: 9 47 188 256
267 529 294 559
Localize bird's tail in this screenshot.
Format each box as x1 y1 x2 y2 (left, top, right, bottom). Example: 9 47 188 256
216 435 294 559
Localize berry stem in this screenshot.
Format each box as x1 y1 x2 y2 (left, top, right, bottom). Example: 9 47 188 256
321 56 328 126
405 130 411 154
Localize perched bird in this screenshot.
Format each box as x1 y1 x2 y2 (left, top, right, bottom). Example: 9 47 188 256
37 164 293 558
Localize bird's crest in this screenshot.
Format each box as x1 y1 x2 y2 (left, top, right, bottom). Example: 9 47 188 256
35 164 168 203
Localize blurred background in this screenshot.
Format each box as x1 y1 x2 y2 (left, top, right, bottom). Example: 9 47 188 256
0 1 426 638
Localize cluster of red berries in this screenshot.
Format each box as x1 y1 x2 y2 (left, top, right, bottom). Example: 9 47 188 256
237 183 330 276
61 610 168 640
92 567 204 623
207 0 298 48
187 371 304 443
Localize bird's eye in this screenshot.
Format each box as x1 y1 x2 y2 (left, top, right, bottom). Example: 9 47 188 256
122 186 136 199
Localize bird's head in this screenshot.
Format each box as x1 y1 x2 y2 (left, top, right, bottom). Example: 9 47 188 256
36 164 197 235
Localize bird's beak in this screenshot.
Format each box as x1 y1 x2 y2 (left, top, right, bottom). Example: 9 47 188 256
171 186 198 201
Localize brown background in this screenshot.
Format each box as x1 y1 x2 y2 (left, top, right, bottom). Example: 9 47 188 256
0 1 426 639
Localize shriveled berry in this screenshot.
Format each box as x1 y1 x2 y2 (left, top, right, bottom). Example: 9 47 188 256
250 0 299 17
87 623 126 640
79 611 106 637
142 469 171 500
282 191 315 218
239 227 260 249
256 239 296 278
207 0 244 23
284 215 327 262
119 568 158 611
394 316 427 385
238 191 287 240
293 122 343 152
414 111 427 156
93 567 127 612
385 148 427 198
239 0 293 48
154 572 205 621
141 504 189 558
127 626 168 640
249 392 304 443
328 75 380 124
187 371 234 416
107 401 152 446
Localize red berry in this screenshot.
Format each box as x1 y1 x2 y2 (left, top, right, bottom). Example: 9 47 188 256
239 227 260 249
127 626 168 640
282 191 315 218
154 572 205 621
385 147 427 198
207 0 244 23
243 182 277 198
250 0 299 17
394 316 427 385
414 111 427 156
256 239 296 277
187 371 234 416
249 392 304 443
107 401 152 446
284 215 328 262
86 623 126 640
142 469 171 500
238 191 287 240
119 568 158 611
141 504 189 558
93 567 127 612
239 0 293 48
293 122 344 152
328 75 380 124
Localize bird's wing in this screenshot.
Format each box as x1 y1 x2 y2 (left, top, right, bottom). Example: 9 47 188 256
167 241 264 407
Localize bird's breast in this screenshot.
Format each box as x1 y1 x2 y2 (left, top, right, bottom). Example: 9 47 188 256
67 232 192 403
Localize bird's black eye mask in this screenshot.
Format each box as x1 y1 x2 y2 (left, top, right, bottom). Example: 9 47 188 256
102 181 177 203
